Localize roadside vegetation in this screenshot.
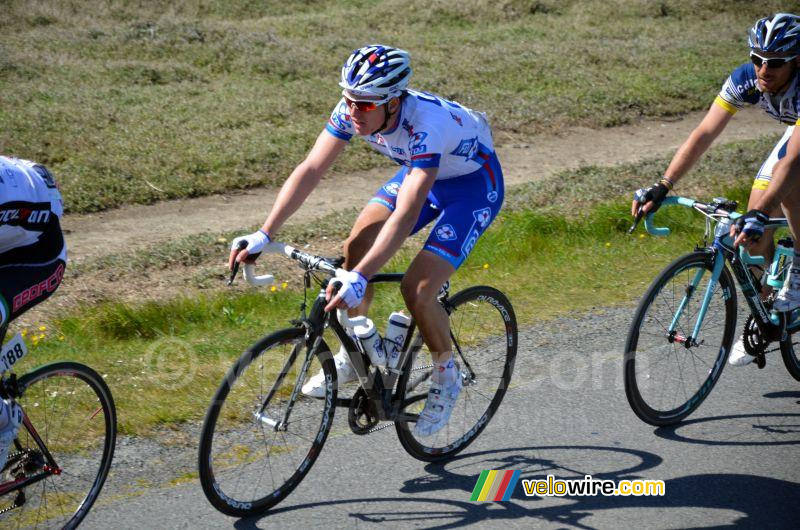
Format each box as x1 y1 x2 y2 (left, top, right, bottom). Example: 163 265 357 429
13 133 776 436
0 0 789 212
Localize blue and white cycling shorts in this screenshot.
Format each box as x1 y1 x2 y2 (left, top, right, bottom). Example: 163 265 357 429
369 150 504 269
752 126 793 191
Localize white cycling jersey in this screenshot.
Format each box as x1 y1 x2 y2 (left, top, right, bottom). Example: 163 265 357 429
0 156 64 254
325 89 494 180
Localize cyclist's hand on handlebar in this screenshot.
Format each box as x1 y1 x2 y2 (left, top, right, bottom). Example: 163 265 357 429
324 269 368 312
631 180 671 217
228 229 271 270
731 209 769 248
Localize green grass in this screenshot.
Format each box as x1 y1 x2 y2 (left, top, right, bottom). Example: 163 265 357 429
7 129 772 437
0 0 791 212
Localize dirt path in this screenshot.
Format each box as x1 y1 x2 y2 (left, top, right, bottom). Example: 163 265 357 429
62 107 778 264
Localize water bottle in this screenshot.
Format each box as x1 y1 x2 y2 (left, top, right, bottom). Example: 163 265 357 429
767 238 794 289
353 318 386 367
384 311 412 370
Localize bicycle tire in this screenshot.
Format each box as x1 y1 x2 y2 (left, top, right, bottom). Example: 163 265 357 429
3 361 116 530
198 327 336 517
395 285 517 462
624 250 737 426
779 324 800 381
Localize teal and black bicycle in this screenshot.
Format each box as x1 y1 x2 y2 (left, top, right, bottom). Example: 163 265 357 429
625 196 800 426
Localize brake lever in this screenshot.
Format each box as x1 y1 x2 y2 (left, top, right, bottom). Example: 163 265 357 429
227 240 249 286
628 207 645 234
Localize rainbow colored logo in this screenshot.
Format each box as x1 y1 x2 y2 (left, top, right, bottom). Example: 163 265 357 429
470 470 521 502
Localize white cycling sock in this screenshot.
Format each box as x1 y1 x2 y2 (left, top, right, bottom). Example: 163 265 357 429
432 356 457 386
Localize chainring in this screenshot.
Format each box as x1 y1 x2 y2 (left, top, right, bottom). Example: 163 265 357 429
742 315 768 368
347 387 379 435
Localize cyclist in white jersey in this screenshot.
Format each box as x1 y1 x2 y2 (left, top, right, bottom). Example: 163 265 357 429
0 155 66 473
229 45 504 436
632 13 800 366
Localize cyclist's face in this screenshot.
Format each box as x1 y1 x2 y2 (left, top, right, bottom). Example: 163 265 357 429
752 51 798 93
343 91 397 136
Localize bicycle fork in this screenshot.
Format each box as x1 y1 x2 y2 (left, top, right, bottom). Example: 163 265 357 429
667 249 725 348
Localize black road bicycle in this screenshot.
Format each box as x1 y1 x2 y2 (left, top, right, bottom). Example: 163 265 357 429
0 325 116 529
198 242 517 516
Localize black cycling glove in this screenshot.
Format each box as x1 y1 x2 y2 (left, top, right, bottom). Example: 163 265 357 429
734 209 770 242
633 180 671 214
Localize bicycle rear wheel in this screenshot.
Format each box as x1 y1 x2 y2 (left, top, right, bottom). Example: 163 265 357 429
2 361 116 530
395 286 517 462
779 322 800 381
198 328 336 517
625 251 737 426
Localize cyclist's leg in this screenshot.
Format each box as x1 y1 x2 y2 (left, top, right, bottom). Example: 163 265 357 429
0 217 65 469
730 130 791 365
345 167 440 315
404 150 504 435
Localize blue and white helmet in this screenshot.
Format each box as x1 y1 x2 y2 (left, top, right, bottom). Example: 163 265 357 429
339 45 411 102
749 13 800 54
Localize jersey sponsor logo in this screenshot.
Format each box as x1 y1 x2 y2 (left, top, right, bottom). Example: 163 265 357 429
402 119 415 136
390 145 405 156
451 137 478 159
436 224 457 241
383 182 401 196
473 208 492 228
409 131 428 156
461 228 480 257
0 207 51 226
331 101 351 130
13 263 65 312
450 112 463 126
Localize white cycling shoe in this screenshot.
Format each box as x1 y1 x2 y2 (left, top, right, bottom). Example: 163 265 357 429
301 347 358 398
773 271 800 313
728 338 755 366
0 400 23 473
413 376 463 437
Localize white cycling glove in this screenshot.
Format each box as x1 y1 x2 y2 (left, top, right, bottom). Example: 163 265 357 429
332 269 368 309
231 229 271 256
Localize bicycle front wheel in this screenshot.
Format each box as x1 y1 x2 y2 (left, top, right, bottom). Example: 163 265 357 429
2 361 116 530
625 250 737 426
198 327 336 517
395 285 517 462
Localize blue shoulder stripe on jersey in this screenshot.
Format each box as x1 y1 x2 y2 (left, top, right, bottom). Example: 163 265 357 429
726 63 761 105
325 123 352 141
410 153 441 169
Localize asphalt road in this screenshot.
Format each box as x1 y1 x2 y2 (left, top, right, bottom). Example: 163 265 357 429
82 307 800 529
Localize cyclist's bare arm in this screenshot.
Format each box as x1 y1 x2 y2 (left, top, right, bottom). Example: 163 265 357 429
229 131 346 267
735 127 800 247
353 166 438 279
632 103 733 216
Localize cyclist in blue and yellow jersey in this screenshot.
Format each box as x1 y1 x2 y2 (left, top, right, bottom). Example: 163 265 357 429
0 155 66 471
229 45 504 437
632 13 800 366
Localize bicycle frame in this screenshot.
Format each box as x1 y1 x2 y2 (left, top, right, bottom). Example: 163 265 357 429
643 196 799 348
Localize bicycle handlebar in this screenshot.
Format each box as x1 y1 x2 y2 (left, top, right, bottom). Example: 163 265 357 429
235 241 360 326
642 196 697 236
